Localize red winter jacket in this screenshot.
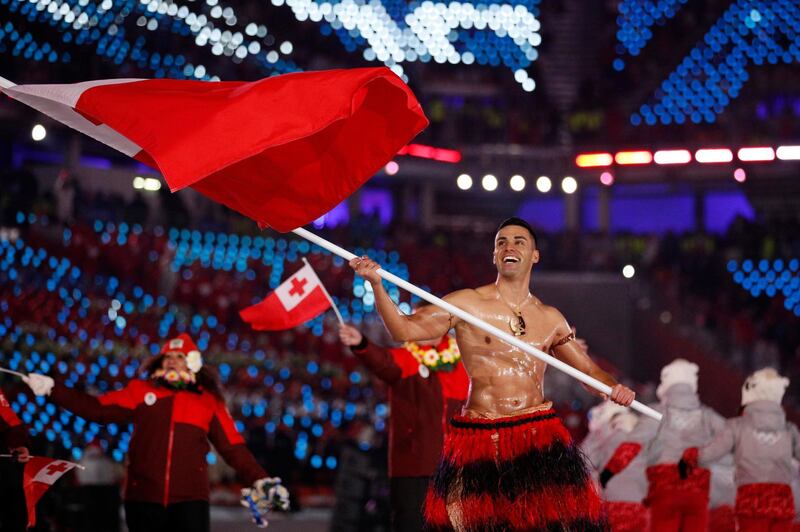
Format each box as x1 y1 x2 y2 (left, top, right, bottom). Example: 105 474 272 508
0 388 28 452
51 379 266 505
351 340 468 478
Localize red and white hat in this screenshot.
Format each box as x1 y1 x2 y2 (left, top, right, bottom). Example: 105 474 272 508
160 333 203 373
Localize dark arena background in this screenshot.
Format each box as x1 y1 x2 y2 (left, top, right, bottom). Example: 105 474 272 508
1 0 799 530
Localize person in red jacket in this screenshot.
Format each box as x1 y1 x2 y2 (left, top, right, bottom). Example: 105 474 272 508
23 333 288 532
0 386 31 532
339 324 469 532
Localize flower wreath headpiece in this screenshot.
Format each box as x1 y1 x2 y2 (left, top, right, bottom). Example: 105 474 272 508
404 336 461 377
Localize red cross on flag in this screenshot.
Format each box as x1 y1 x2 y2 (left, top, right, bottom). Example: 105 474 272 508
23 457 80 527
240 261 332 330
0 67 428 232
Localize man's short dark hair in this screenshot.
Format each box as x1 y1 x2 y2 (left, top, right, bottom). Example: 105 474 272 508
497 217 538 248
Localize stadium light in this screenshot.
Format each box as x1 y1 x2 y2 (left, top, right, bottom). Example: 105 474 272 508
776 146 800 160
622 265 635 278
737 147 775 162
654 149 692 164
456 174 473 190
575 153 613 168
615 150 652 165
398 144 462 163
134 176 162 191
536 176 552 193
31 124 47 142
561 176 578 194
384 161 399 175
695 148 733 163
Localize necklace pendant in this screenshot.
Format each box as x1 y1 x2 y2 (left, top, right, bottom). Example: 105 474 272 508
509 313 526 336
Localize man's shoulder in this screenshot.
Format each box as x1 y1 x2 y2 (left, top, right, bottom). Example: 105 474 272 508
531 298 566 322
448 286 486 301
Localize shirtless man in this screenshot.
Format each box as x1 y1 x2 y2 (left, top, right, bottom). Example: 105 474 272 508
350 217 635 531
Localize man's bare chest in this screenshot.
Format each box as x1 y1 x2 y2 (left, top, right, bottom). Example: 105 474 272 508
458 302 557 350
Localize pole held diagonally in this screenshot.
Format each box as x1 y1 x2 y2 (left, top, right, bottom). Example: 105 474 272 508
292 227 662 421
0 76 16 89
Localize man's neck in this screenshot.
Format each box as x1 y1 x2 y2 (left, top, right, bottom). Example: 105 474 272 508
494 274 532 302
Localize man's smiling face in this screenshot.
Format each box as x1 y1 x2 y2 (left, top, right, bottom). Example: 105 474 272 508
493 224 539 278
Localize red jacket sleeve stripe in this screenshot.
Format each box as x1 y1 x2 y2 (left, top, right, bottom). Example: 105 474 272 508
604 442 642 474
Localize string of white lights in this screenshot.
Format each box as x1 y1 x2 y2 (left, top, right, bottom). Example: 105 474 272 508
17 0 298 78
276 0 541 88
135 0 285 63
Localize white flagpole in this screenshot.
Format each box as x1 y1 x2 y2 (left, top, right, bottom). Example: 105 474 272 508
0 367 27 379
302 257 344 325
292 227 662 421
0 76 16 90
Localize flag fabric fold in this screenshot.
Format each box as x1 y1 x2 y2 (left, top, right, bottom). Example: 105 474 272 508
0 67 428 231
23 456 80 527
240 262 331 330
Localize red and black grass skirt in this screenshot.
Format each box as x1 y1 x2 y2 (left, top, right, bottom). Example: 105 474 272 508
423 407 608 531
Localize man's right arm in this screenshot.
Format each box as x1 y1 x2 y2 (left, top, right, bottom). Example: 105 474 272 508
350 256 464 342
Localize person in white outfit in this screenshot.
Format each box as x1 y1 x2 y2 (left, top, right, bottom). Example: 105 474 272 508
680 368 799 532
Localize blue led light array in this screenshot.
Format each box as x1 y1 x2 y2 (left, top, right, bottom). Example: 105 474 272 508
0 229 392 470
727 258 800 316
0 20 70 62
615 0 688 64
631 0 800 126
163 225 413 334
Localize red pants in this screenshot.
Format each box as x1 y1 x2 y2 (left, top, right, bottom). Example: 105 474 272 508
605 501 649 532
734 483 796 532
648 494 708 532
708 505 734 532
736 516 793 532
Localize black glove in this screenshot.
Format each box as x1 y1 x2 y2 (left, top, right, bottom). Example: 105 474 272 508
678 459 689 479
599 469 613 489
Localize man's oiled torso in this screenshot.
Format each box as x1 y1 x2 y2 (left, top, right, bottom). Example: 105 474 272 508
452 285 563 417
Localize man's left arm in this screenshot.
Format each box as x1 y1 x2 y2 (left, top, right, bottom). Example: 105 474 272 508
548 312 635 407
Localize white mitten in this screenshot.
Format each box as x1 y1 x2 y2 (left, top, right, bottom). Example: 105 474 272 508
24 373 54 397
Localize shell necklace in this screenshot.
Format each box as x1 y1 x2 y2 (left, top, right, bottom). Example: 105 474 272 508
496 289 531 337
